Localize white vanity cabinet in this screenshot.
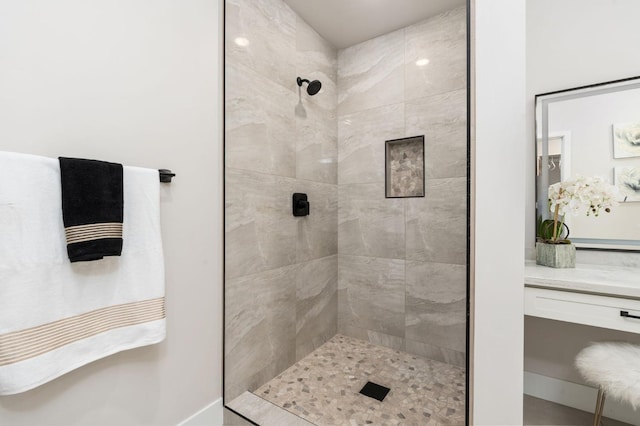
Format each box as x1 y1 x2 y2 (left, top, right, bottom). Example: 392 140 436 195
524 261 640 333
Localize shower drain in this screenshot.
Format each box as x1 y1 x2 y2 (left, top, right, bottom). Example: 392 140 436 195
359 381 391 401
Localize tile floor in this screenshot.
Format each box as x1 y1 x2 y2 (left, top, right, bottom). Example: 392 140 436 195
254 334 466 425
229 335 635 426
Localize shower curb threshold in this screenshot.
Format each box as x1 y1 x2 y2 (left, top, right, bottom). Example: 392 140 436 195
227 391 314 426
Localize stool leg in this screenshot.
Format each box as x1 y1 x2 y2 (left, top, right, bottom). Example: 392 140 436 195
593 387 606 426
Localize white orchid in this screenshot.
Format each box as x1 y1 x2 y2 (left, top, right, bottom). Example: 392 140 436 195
543 175 618 242
549 175 618 217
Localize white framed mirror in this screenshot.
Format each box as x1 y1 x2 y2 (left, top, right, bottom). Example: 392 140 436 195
535 76 640 251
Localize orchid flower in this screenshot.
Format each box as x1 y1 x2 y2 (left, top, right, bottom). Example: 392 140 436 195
545 175 618 242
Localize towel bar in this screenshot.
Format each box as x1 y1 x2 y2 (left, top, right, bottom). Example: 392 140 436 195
158 169 175 183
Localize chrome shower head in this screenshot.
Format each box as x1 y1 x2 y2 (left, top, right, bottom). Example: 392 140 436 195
297 77 322 96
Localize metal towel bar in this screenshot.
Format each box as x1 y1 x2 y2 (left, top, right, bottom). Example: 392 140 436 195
158 169 175 183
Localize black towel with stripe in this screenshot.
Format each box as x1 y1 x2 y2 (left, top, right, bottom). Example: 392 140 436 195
59 157 124 262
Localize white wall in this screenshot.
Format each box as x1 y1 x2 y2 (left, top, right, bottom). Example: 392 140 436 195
526 0 640 257
472 0 526 424
0 1 223 425
525 0 640 403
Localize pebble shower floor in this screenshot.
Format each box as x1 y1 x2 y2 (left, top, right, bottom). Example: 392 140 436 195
255 334 466 425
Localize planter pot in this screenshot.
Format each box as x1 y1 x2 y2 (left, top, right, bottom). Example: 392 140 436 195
536 242 576 268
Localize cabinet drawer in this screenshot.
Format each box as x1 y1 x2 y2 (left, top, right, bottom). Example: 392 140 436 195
525 287 640 333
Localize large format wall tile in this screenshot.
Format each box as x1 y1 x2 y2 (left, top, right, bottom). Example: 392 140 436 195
406 177 466 265
226 0 296 91
226 62 296 177
225 0 340 403
296 181 338 262
338 103 404 185
296 16 336 81
404 7 466 101
337 29 404 116
338 183 405 259
225 168 297 279
296 108 337 184
296 255 338 360
405 261 466 353
406 89 466 179
296 16 337 113
338 255 405 337
337 323 405 351
225 264 297 401
333 8 467 364
226 0 468 379
405 339 465 368
295 17 338 184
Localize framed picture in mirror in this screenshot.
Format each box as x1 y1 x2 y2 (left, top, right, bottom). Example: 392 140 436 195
615 167 640 202
613 122 640 159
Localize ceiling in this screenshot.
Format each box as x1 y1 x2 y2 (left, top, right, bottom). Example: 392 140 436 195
282 0 466 49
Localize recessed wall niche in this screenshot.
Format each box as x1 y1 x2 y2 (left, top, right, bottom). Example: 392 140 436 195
385 135 425 198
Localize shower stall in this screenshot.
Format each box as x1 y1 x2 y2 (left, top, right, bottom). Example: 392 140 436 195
224 0 468 424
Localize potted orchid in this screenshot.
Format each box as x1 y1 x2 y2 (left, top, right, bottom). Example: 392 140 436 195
536 175 618 268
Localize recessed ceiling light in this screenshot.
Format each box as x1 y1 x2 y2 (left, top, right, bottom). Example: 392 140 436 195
416 58 430 67
234 37 250 47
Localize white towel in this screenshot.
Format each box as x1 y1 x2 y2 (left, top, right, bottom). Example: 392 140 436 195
0 151 166 395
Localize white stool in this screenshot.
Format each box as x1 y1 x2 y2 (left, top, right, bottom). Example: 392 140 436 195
575 342 640 426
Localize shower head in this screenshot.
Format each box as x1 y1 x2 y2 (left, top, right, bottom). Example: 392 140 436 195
297 77 322 96
307 79 322 96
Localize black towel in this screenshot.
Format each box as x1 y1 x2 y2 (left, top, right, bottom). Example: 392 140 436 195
59 157 124 262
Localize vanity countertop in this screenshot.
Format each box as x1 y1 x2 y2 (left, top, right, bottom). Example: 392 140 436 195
525 260 640 299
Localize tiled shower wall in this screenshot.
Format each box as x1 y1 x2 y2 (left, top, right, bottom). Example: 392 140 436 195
225 0 466 402
337 7 467 367
224 0 338 401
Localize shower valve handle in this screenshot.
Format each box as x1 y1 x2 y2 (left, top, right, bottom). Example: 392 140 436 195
292 193 310 217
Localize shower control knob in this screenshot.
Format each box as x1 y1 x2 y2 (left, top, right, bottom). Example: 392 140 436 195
292 193 310 217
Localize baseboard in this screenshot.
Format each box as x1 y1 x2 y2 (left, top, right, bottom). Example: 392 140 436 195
178 398 223 426
524 371 638 425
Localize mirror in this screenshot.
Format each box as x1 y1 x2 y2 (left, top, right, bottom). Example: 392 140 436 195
536 76 640 250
